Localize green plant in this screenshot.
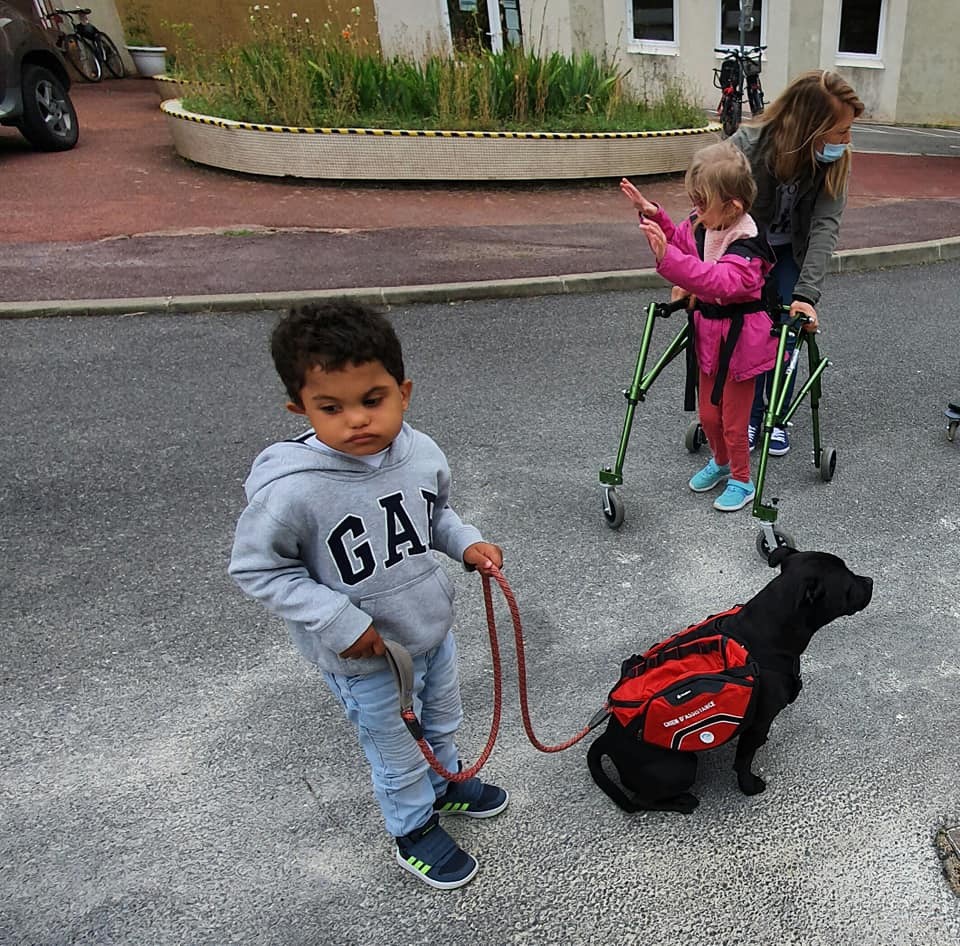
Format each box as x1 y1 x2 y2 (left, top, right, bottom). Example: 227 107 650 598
123 1 154 46
162 20 200 76
181 5 706 133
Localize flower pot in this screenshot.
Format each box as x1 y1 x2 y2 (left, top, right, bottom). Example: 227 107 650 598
128 45 168 78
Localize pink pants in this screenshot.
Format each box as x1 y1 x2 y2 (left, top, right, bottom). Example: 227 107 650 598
699 369 754 483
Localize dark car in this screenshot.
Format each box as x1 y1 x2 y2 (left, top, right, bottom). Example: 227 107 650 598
0 0 78 150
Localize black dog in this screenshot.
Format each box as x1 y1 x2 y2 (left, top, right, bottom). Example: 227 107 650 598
587 548 873 813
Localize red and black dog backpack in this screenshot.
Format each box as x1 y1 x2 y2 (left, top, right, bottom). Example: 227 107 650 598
606 607 759 752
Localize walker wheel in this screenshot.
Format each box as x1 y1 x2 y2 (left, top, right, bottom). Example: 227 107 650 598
756 527 797 562
819 446 837 482
949 421 959 443
684 420 705 453
603 487 625 530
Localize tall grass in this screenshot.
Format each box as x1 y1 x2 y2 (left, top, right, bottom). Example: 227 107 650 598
179 7 705 132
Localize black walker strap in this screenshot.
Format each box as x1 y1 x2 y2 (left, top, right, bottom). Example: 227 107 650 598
684 311 698 412
709 313 744 406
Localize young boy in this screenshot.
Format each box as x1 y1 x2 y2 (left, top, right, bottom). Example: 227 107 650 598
229 302 508 890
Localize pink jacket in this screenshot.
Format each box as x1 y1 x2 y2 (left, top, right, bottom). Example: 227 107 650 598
650 207 777 383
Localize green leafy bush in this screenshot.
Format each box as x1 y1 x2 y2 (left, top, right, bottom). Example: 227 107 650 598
177 5 704 132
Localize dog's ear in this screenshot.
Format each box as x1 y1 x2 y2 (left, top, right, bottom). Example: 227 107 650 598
768 544 798 569
797 576 825 611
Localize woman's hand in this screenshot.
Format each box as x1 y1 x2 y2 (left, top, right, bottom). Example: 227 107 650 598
463 542 503 576
671 285 696 309
639 218 668 262
620 178 658 216
339 624 386 659
790 300 819 332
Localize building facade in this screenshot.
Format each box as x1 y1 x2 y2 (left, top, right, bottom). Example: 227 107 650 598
82 1 959 124
386 0 960 125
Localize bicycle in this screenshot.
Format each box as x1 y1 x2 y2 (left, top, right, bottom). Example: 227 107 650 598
713 44 765 138
46 7 100 82
48 8 127 82
71 8 126 79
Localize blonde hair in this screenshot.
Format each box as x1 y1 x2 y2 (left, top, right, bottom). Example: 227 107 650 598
759 70 865 197
685 141 757 224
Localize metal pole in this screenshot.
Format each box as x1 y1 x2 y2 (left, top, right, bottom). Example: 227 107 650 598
486 0 503 53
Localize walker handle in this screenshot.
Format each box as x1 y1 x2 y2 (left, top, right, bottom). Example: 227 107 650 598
653 297 691 318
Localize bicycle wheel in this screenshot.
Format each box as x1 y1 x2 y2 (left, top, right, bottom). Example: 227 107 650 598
747 77 764 116
721 94 741 138
96 31 126 78
64 34 102 82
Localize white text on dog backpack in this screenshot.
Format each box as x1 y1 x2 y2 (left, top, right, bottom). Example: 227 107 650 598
607 607 758 752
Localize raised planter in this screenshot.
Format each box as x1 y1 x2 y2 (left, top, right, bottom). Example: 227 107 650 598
160 99 721 181
152 74 191 99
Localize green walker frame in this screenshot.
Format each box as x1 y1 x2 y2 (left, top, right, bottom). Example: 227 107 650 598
599 300 836 560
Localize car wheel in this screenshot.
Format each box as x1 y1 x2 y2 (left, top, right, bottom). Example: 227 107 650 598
18 64 79 152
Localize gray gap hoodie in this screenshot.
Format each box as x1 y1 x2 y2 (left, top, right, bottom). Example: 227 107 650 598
229 423 483 675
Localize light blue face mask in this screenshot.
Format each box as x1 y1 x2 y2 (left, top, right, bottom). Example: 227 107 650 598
816 142 849 163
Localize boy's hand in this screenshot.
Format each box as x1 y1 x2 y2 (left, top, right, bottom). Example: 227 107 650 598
339 624 386 660
463 542 503 576
620 178 658 216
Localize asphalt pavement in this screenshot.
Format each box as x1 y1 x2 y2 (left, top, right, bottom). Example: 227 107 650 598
2 75 959 946
2 260 959 945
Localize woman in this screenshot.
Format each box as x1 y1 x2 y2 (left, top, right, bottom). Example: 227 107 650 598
729 70 864 455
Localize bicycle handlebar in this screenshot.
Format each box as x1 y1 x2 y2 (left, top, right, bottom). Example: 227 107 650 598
713 45 766 54
54 8 92 16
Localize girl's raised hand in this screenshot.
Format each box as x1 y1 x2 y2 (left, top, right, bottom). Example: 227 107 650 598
639 218 667 262
620 178 657 216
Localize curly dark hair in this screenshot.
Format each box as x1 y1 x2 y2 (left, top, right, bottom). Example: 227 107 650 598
270 302 405 404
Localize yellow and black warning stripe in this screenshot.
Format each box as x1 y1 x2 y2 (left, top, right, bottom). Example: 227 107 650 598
160 101 716 138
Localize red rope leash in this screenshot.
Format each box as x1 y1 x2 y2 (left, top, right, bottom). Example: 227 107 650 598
482 567 595 754
399 566 603 782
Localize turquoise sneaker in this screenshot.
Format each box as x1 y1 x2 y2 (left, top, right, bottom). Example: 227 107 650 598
713 478 755 512
689 458 730 492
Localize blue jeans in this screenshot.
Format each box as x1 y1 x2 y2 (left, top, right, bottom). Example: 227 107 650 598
751 247 801 427
323 631 462 837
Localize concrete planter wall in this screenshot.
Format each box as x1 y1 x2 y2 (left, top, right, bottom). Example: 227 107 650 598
152 75 192 99
160 100 720 182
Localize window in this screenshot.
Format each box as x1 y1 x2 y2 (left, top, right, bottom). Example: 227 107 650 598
718 0 763 48
838 0 884 56
631 1 676 44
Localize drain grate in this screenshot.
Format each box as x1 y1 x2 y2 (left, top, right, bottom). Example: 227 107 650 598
935 825 960 896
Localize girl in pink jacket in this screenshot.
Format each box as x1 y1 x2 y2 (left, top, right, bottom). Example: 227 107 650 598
621 142 777 512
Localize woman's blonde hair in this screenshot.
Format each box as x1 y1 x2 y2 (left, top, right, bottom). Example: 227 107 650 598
759 70 865 197
685 141 757 223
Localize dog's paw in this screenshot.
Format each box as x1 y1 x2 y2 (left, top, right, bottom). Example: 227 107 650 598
640 792 699 814
671 792 700 814
737 772 767 795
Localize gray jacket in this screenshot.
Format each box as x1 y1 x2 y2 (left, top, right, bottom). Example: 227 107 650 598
730 124 846 306
229 423 483 675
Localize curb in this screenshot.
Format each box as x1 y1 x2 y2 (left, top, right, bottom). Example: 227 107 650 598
2 236 959 320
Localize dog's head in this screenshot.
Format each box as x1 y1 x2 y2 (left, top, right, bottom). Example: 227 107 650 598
768 546 873 628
